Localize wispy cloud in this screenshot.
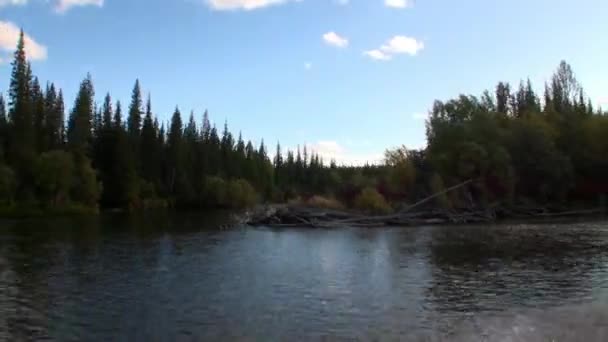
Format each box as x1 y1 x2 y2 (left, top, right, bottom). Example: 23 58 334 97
55 0 104 13
364 35 424 61
322 31 348 48
0 0 27 7
0 21 47 61
385 0 411 9
206 0 298 11
363 49 391 61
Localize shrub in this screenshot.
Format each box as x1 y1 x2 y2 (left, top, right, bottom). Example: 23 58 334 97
354 187 392 215
227 179 258 209
202 176 228 207
0 163 16 204
34 151 74 206
306 195 345 210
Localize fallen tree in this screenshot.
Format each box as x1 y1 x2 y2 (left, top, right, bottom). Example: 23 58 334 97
244 179 605 228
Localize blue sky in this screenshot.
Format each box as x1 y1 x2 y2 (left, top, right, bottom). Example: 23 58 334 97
1 0 607 164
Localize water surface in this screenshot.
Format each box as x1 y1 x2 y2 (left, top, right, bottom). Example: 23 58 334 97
1 214 607 340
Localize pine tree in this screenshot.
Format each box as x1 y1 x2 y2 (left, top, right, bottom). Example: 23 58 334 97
30 77 46 152
44 83 62 150
101 93 113 128
67 74 95 155
167 107 183 194
56 89 66 146
0 95 7 160
8 29 34 165
127 79 143 140
140 94 158 183
495 82 511 115
114 101 123 128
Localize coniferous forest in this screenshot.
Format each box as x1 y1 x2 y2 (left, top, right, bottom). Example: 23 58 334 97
1 30 607 215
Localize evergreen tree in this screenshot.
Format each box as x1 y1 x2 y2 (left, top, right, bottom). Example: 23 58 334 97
30 77 46 153
67 74 95 155
167 107 183 195
0 95 7 160
8 29 34 166
140 95 158 184
102 93 113 128
495 82 511 115
127 79 143 140
114 101 123 128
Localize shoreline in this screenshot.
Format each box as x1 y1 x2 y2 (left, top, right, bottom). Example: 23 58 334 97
245 204 607 228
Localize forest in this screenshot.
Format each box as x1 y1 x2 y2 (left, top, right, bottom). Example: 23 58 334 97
1 30 607 216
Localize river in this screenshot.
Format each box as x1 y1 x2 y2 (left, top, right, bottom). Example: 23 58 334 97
1 213 607 341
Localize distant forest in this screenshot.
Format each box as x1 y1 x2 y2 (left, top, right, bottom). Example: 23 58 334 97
0 30 607 214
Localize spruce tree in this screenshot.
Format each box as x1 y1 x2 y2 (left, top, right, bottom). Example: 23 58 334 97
140 95 158 184
167 107 183 194
30 77 46 152
127 79 143 140
0 95 7 160
8 29 34 165
114 101 123 128
67 74 95 155
101 93 113 128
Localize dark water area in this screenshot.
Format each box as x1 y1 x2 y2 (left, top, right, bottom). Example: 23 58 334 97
0 214 607 341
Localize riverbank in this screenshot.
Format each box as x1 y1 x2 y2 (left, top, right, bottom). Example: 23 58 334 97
0 204 99 219
245 204 606 228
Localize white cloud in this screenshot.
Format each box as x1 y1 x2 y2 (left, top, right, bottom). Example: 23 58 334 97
206 0 297 11
364 35 423 61
55 0 104 13
412 112 427 120
322 31 348 48
0 0 28 7
0 21 47 61
306 140 383 166
385 0 411 9
363 49 391 61
304 62 312 70
380 35 424 55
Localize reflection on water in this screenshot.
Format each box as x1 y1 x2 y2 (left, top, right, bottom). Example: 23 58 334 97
0 214 607 340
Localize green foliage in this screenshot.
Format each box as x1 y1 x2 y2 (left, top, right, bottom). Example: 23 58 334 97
202 176 228 207
384 146 416 197
0 164 16 204
70 156 101 208
34 150 74 206
354 187 392 215
227 179 258 209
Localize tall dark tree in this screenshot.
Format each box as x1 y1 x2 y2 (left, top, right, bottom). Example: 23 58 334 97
101 93 113 128
140 95 158 184
127 79 143 139
167 107 183 195
495 82 511 115
0 95 7 161
114 101 123 128
67 74 95 155
30 77 46 153
8 29 34 166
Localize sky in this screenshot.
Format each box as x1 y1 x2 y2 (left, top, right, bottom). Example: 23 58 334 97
0 0 607 164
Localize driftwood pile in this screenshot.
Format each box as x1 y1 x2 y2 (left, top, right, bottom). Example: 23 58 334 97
245 179 605 228
246 204 604 228
246 205 498 228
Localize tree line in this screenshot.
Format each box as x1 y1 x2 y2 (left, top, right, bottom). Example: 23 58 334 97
0 30 352 212
1 30 606 214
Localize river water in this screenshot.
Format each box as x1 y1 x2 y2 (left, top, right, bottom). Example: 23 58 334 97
0 214 607 341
